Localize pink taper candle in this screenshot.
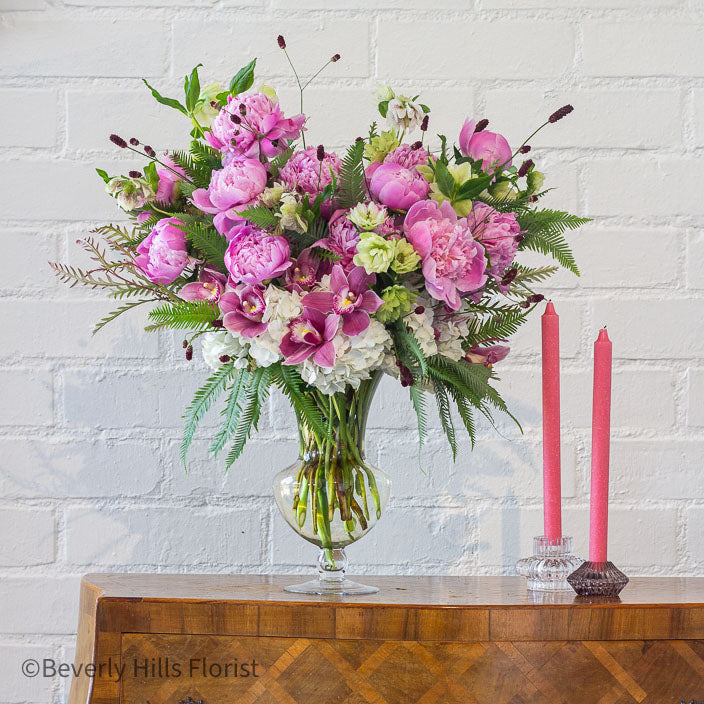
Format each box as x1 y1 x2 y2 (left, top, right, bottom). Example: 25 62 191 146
589 328 613 562
541 302 562 539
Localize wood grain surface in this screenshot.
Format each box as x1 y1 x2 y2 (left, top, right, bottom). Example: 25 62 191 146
67 574 704 704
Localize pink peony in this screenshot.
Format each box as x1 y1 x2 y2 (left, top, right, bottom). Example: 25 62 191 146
279 146 342 198
459 119 512 173
220 285 268 338
191 159 268 239
135 217 189 285
155 156 186 204
280 308 339 367
224 223 292 285
315 210 361 273
369 162 429 211
468 202 521 285
206 92 305 159
384 143 431 170
179 267 227 302
403 200 488 310
302 264 382 336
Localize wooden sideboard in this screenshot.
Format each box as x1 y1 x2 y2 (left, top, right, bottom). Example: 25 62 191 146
68 574 704 704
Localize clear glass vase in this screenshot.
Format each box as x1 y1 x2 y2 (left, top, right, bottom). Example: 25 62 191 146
273 370 391 595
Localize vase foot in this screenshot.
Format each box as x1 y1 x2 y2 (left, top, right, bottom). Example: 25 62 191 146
284 577 379 596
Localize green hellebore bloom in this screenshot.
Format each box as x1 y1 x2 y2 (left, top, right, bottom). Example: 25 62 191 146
391 237 421 274
376 285 418 323
353 232 396 274
363 130 400 164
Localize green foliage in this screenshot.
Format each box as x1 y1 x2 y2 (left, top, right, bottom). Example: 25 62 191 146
511 264 559 288
145 300 218 332
93 299 150 335
179 221 228 270
171 150 212 189
391 322 428 378
210 370 252 458
235 204 278 229
269 146 294 179
229 59 257 95
409 384 428 451
181 363 236 467
517 209 589 275
190 140 222 171
272 365 331 442
469 309 529 345
142 78 189 116
338 139 366 208
225 366 273 470
432 379 457 460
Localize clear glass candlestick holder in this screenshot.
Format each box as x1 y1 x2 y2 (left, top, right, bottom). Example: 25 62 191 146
567 560 629 597
515 536 583 591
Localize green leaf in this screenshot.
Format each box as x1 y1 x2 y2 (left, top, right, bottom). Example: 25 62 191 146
420 104 430 113
210 370 252 458
179 221 228 271
455 173 493 201
190 140 222 171
95 168 111 183
391 321 428 379
181 363 236 467
229 58 257 95
432 378 457 461
338 139 366 208
185 63 203 113
142 78 189 116
143 161 159 192
409 384 428 453
225 366 273 470
434 159 455 198
378 100 389 118
93 299 150 335
234 204 277 228
145 300 218 332
171 149 213 189
269 146 294 179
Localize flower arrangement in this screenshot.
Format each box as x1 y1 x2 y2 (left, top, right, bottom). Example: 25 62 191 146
52 39 588 584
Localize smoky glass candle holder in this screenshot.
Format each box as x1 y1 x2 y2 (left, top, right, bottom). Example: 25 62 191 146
515 536 583 591
567 560 629 597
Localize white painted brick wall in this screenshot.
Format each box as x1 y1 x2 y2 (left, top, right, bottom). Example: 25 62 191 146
1 2 703 701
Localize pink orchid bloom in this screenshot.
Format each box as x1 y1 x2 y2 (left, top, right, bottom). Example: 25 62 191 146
465 343 510 366
302 264 382 337
280 308 339 367
219 285 268 338
179 267 227 303
285 248 332 292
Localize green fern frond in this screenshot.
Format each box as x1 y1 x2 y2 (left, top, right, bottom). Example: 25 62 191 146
269 146 294 178
225 366 273 470
470 309 529 344
446 384 477 449
209 370 252 458
190 140 222 171
145 300 218 332
179 221 228 271
181 363 236 467
338 139 366 208
511 264 559 287
391 322 428 378
272 365 331 442
93 299 151 334
409 384 428 453
432 379 457 461
518 209 589 275
234 204 278 229
171 150 212 189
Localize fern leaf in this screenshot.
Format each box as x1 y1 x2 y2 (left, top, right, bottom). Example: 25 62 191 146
338 139 366 208
171 150 212 189
181 363 235 467
269 146 294 178
225 367 273 469
447 385 477 449
272 365 330 441
409 384 428 453
234 204 278 229
511 264 559 287
432 379 457 461
209 370 252 458
93 299 150 335
190 140 222 171
145 300 218 332
179 221 228 270
391 322 428 378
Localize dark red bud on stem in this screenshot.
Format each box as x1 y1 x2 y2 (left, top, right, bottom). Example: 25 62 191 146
219 355 231 363
316 144 325 161
474 119 489 133
185 345 193 361
128 170 142 178
519 145 531 154
277 35 286 49
331 53 341 62
420 115 429 132
109 134 127 148
144 145 155 157
549 104 574 123
129 137 140 146
518 159 534 178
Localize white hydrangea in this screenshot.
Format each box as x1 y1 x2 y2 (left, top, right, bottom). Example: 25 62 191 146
406 298 437 357
201 331 249 371
301 320 392 395
242 286 303 368
435 315 472 361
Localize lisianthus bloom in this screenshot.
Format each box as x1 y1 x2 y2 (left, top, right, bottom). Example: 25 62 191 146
135 217 189 284
220 285 269 338
279 146 341 200
191 159 268 238
315 210 360 273
206 92 305 159
353 232 396 274
403 200 488 310
285 248 331 292
302 265 382 336
459 118 512 173
155 156 186 204
179 267 227 302
105 176 153 211
369 162 429 211
224 224 291 285
468 202 521 285
466 343 510 366
280 308 339 367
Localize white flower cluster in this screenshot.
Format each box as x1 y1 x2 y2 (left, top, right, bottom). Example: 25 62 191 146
201 331 250 371
302 320 392 395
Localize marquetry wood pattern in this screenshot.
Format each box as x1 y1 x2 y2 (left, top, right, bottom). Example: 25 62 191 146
119 634 704 704
67 575 704 704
